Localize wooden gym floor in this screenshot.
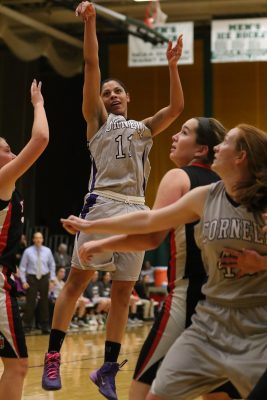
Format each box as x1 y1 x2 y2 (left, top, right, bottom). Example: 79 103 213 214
0 323 207 400
0 323 155 400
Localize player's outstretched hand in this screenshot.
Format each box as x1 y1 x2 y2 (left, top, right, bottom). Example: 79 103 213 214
61 215 90 235
75 1 96 21
31 79 44 107
166 34 183 66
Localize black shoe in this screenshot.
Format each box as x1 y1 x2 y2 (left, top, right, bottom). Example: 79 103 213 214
23 326 32 334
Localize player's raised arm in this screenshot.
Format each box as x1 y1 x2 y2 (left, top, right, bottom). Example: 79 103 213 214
142 35 184 136
0 79 49 201
76 1 107 140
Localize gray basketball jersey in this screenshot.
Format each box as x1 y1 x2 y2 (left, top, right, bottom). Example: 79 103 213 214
195 180 267 306
87 113 153 196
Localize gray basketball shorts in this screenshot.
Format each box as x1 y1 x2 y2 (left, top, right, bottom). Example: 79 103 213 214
72 193 148 281
151 300 267 400
135 282 188 382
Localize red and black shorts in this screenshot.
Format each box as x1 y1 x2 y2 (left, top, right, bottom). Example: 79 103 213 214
0 267 28 358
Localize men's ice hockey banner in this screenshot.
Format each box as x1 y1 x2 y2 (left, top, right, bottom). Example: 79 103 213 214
211 18 267 62
128 22 194 67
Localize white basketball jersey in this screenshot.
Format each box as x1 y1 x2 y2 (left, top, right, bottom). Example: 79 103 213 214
195 180 267 306
87 113 153 196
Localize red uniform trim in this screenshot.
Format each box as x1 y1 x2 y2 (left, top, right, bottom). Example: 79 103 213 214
136 291 173 379
3 271 20 356
168 229 176 292
0 202 12 256
190 162 211 170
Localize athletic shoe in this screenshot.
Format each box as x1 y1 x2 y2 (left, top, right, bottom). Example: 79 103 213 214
69 322 79 330
97 315 105 325
78 319 90 328
42 351 61 390
127 318 137 326
88 316 98 326
133 317 143 325
90 359 127 400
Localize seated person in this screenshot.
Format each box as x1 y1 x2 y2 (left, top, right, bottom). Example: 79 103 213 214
128 291 144 326
101 271 112 298
134 281 158 321
83 271 111 325
49 267 91 328
140 260 155 286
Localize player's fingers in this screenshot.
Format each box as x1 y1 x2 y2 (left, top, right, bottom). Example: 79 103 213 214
60 218 70 224
219 256 237 264
31 79 36 92
61 221 78 234
61 215 78 223
177 34 183 44
167 40 172 51
222 247 241 257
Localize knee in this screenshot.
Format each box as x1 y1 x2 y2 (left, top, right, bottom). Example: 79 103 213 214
13 359 28 379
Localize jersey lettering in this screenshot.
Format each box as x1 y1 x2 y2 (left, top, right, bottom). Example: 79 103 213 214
106 118 144 134
204 218 267 244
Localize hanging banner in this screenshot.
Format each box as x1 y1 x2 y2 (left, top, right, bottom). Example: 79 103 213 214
211 18 267 63
128 22 194 67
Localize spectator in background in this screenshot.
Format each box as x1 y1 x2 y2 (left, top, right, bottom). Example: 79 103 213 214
140 260 155 286
101 271 112 298
50 267 66 300
83 271 111 326
84 271 111 315
19 232 56 334
128 291 144 326
49 267 91 329
49 267 66 326
53 243 71 280
134 280 158 321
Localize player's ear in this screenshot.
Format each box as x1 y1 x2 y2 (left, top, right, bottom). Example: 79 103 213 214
195 144 208 159
235 149 247 165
